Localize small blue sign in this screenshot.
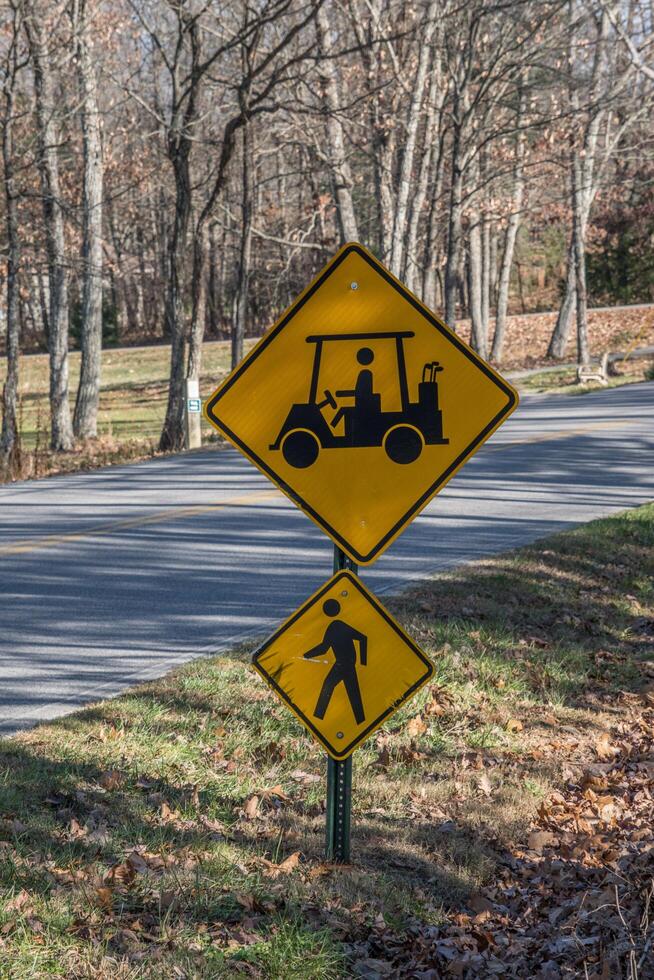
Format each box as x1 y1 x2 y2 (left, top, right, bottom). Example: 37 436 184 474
187 398 202 414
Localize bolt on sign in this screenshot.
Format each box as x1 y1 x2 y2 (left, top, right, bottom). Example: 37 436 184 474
253 571 434 760
204 243 519 565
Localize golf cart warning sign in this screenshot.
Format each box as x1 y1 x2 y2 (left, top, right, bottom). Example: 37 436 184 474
252 571 433 760
204 243 518 564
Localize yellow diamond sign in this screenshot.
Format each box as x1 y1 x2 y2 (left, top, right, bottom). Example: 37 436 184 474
253 570 433 760
204 243 518 565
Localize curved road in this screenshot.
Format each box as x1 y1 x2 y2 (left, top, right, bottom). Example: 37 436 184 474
1 383 653 736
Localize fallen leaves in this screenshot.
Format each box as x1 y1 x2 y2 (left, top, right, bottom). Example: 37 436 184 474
337 700 654 978
595 732 620 761
242 795 260 820
4 889 31 914
288 769 321 784
406 715 428 738
241 784 292 820
526 829 558 853
477 773 493 798
259 851 301 878
93 886 114 910
99 769 124 791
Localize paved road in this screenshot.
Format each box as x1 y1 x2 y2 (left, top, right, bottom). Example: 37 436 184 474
1 383 653 736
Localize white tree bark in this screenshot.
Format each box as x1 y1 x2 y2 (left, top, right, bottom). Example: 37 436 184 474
73 0 104 439
24 1 74 451
316 3 358 244
1 1 22 469
389 0 437 278
548 6 610 359
491 107 526 363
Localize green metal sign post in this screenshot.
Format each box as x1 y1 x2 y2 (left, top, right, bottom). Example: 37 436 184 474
325 546 357 862
326 754 352 862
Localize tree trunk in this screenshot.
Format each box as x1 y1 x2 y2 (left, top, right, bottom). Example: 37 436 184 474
1 14 21 470
481 215 490 335
468 217 487 358
422 128 447 310
374 121 395 262
159 150 191 451
187 221 209 381
444 126 464 328
25 2 74 450
572 152 589 366
316 4 358 244
73 0 104 439
489 226 498 302
547 8 609 360
231 126 253 369
491 129 525 363
389 1 437 278
405 41 445 294
207 220 220 336
547 240 576 359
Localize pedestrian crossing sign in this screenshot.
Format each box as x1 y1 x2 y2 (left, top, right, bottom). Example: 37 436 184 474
252 571 434 760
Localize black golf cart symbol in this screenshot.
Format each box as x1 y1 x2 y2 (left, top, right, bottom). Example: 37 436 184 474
303 598 367 725
270 331 448 468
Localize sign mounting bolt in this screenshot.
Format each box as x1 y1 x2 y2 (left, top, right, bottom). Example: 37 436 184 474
350 281 358 290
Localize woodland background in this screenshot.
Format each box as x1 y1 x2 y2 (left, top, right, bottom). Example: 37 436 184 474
0 0 653 461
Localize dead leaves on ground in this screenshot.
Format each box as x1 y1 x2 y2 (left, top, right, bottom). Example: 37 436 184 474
348 707 654 978
240 783 293 821
456 305 654 372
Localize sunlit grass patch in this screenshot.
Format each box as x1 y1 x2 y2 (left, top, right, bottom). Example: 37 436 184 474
518 358 654 395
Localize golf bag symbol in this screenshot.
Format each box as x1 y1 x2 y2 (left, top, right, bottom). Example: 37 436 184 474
303 599 367 725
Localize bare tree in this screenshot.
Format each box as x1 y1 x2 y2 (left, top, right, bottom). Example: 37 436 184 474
231 124 253 368
23 0 74 450
1 0 26 471
126 1 325 451
72 0 104 439
186 0 326 396
547 4 612 358
315 1 358 244
388 0 437 279
491 93 527 363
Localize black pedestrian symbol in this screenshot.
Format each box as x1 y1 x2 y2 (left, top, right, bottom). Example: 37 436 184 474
303 598 367 725
269 331 448 469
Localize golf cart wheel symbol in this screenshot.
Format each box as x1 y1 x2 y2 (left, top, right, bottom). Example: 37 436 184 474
281 428 320 469
270 330 449 468
383 424 424 465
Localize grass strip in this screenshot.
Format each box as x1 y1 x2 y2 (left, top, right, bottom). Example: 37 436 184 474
1 503 653 977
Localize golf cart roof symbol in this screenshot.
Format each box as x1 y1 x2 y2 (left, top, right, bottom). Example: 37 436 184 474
270 330 448 468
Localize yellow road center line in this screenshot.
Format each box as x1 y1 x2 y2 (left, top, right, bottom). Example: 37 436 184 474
489 418 632 448
0 418 638 557
0 490 279 556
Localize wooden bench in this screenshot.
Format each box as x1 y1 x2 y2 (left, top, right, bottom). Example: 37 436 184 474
576 352 609 385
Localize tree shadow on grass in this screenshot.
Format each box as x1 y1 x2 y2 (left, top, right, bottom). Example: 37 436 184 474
390 507 654 715
0 505 652 973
